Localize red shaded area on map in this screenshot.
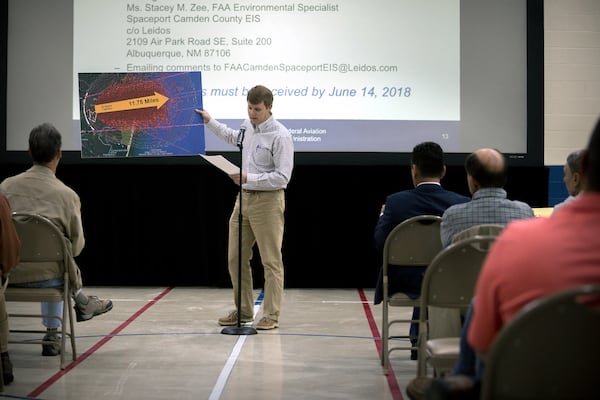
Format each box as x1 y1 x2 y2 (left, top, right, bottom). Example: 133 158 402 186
95 75 168 131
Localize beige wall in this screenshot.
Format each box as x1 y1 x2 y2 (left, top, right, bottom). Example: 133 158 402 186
544 0 600 165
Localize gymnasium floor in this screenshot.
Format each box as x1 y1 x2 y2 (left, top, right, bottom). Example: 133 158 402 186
2 287 420 400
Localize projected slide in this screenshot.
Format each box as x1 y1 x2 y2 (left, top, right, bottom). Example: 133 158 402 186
78 72 204 158
74 0 460 153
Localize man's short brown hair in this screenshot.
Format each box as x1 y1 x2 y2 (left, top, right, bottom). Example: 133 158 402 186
247 85 273 107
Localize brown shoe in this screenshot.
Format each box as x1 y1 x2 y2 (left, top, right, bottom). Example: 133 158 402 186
41 331 61 356
218 310 253 326
255 317 279 330
75 296 113 322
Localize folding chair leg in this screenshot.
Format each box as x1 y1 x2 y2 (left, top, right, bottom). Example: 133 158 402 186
68 299 77 362
61 279 77 368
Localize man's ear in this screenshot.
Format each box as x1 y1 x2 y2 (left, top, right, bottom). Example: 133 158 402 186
411 164 417 178
467 174 478 194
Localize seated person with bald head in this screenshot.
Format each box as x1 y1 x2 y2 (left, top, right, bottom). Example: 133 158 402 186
440 148 534 247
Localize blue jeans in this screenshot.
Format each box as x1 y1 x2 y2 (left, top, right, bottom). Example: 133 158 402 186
11 278 64 329
453 300 484 380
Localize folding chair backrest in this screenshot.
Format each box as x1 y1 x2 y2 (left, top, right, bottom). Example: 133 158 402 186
451 224 504 244
12 212 66 264
416 235 497 377
384 215 442 267
421 235 496 310
481 285 600 400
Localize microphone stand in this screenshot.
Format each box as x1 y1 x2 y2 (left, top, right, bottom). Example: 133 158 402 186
222 128 257 336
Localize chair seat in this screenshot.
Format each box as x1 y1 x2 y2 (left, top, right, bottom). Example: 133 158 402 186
388 292 418 306
5 287 64 302
426 337 461 376
426 337 460 358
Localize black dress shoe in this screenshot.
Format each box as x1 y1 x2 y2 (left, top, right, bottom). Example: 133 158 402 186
1 352 14 385
411 349 418 360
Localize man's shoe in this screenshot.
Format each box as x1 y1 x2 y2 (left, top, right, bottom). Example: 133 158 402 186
218 310 253 326
426 375 478 400
406 376 433 400
75 296 113 322
42 332 61 357
410 349 418 361
1 352 14 385
255 317 279 330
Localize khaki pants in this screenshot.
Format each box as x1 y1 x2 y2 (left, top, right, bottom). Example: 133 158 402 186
228 190 285 321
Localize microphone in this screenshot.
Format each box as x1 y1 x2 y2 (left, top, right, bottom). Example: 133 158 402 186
236 126 247 147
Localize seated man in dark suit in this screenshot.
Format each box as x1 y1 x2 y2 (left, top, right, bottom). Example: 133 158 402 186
373 142 470 357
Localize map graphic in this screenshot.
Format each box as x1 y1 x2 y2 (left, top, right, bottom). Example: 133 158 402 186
78 72 204 158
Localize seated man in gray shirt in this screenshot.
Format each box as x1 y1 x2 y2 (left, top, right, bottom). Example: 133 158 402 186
440 148 534 247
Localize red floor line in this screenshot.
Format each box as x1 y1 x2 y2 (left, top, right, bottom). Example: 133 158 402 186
357 288 404 400
27 287 174 398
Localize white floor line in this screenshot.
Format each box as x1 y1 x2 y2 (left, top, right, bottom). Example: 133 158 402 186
208 293 263 400
208 336 249 400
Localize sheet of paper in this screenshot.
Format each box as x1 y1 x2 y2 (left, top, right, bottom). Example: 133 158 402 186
532 207 553 218
200 155 239 175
